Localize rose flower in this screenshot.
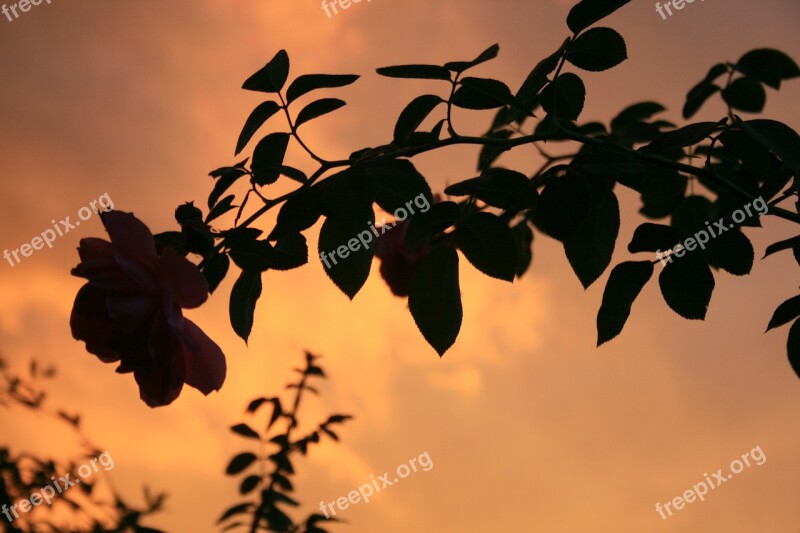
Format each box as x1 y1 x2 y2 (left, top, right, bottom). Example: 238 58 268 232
70 211 226 407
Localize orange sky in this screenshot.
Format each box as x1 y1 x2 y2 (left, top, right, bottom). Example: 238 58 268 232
1 1 799 531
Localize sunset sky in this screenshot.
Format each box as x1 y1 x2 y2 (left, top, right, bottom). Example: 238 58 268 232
1 1 799 531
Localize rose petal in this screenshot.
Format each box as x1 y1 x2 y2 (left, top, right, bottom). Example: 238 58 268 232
72 238 116 279
159 247 209 309
70 285 120 363
135 312 186 407
101 211 160 291
180 319 226 395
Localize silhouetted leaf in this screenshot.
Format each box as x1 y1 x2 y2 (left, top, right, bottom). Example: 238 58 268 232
226 453 258 475
567 0 631 34
564 188 620 288
318 210 374 299
251 133 291 186
736 48 800 89
295 98 346 128
230 423 261 439
456 212 517 281
628 223 681 253
376 64 451 80
218 503 254 524
240 475 260 495
409 246 462 356
597 261 653 346
206 195 237 223
236 101 281 155
736 118 800 177
565 27 627 72
242 50 290 93
203 253 230 294
404 201 460 250
368 159 433 214
445 168 535 209
531 173 592 242
286 74 359 104
610 101 665 133
721 77 766 113
394 95 444 144
767 295 800 331
540 73 586 121
787 319 800 379
642 121 721 153
703 229 754 276
764 235 800 258
444 44 499 73
683 65 725 120
230 270 262 343
452 77 515 110
659 251 714 320
508 38 569 123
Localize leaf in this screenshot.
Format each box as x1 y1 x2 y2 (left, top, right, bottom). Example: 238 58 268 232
404 201 460 250
764 235 800 258
658 251 715 320
642 121 721 153
572 149 644 178
567 0 631 34
766 295 800 331
226 453 258 475
270 233 308 271
540 73 586 121
682 82 721 120
217 503 254 524
376 64 451 80
721 77 766 113
531 172 592 242
251 133 291 186
368 159 433 214
444 168 535 210
507 37 570 123
206 195 237 223
394 95 444 144
452 77 515 110
409 246 462 356
564 188 620 288
203 253 230 294
240 475 260 495
597 261 653 346
702 229 754 276
230 270 262 343
242 50 290 93
565 27 627 72
236 101 281 155
230 239 273 272
610 101 666 133
286 74 359 104
736 118 800 177
512 221 534 278
295 98 346 129
269 188 323 239
230 423 261 439
736 48 800 90
787 319 800 379
444 44 500 73
628 223 681 253
318 210 375 299
455 212 517 281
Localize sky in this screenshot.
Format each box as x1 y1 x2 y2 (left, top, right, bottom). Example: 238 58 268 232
1 0 799 531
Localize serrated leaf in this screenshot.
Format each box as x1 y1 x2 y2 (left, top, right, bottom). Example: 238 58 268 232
230 270 262 343
531 173 592 242
295 98 346 129
564 188 620 288
236 101 281 155
251 133 291 186
766 295 800 331
736 48 800 90
721 77 766 113
597 261 653 345
787 319 800 379
203 253 230 294
368 159 433 214
540 73 586 121
455 212 517 281
286 74 359 104
445 168 535 210
226 453 258 475
376 64 451 80
659 251 714 320
242 50 290 93
209 169 247 210
702 228 754 276
736 118 800 177
506 37 570 124
452 77 516 110
628 223 681 253
318 210 375 299
565 27 627 72
404 201 460 250
567 0 631 34
409 246 462 355
394 95 444 144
